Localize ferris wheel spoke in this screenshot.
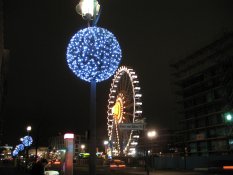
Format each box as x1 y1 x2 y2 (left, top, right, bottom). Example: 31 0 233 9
123 75 130 94
126 79 132 95
123 117 132 123
124 112 133 117
118 73 124 91
123 75 128 92
124 102 134 109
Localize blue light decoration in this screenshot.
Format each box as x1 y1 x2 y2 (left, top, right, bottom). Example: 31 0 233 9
66 26 122 82
16 144 24 151
12 149 19 157
22 136 33 147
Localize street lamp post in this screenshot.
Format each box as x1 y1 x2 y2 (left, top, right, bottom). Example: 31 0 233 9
67 2 122 175
26 126 32 136
103 140 108 158
74 2 100 173
145 130 157 175
81 144 86 153
223 111 233 152
26 125 32 170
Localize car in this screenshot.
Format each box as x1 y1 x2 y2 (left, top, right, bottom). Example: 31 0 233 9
45 170 59 175
47 159 63 173
109 159 126 169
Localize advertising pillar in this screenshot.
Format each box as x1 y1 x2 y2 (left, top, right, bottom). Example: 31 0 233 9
64 133 74 175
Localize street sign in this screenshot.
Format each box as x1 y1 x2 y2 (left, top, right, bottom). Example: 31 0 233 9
118 123 144 130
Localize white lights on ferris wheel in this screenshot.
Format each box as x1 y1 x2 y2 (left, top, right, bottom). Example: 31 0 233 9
135 110 143 114
133 135 140 138
131 141 138 145
135 94 142 97
134 87 141 90
129 148 136 152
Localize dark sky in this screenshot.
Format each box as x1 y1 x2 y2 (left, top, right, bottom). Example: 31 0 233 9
2 0 233 146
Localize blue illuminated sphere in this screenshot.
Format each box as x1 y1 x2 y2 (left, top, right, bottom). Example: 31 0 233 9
66 27 122 82
22 136 33 147
16 144 24 151
12 150 19 157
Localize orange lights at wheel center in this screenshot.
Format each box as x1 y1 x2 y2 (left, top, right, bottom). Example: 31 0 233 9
112 98 123 123
112 101 120 117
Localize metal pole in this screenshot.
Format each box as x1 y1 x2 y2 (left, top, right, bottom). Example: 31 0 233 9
144 130 150 175
146 147 149 175
89 80 96 175
26 132 29 171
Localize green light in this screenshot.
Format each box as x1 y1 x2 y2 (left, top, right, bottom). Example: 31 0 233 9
224 112 233 122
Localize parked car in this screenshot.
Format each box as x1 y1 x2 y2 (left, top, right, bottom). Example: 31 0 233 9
47 159 63 174
45 170 59 175
109 159 126 169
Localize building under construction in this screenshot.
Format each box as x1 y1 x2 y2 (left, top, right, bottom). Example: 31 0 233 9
0 0 10 145
171 32 233 156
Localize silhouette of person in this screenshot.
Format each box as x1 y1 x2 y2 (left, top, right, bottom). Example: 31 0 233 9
30 158 48 175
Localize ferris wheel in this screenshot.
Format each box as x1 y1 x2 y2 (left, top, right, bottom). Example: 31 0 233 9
107 66 143 156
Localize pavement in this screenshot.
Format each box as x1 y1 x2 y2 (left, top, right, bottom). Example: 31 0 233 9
0 165 30 175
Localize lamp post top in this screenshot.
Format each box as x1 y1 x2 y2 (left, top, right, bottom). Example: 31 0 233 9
104 140 109 145
147 130 157 138
76 0 100 23
26 126 31 132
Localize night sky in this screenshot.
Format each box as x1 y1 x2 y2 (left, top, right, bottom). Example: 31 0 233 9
2 0 233 147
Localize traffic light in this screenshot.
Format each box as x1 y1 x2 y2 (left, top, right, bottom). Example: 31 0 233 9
223 112 233 123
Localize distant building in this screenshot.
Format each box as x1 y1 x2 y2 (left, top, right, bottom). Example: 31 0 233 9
137 128 178 157
150 128 178 157
28 147 48 158
0 0 10 145
171 32 233 156
0 145 13 160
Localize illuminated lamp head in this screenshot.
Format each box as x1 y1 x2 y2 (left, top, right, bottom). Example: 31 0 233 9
112 93 124 123
66 26 122 82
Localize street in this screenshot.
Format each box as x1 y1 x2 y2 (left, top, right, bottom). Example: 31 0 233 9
1 163 231 175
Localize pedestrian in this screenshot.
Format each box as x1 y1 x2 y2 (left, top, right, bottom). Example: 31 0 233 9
30 158 48 175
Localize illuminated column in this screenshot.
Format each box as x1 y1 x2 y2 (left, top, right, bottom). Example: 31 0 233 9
64 133 74 175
